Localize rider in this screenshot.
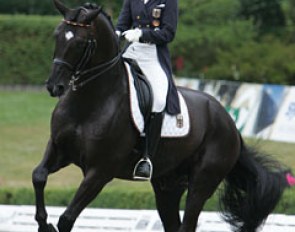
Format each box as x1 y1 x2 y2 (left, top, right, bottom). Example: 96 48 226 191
116 0 180 180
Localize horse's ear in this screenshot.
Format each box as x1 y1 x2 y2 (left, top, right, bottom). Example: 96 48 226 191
84 7 102 24
53 0 69 16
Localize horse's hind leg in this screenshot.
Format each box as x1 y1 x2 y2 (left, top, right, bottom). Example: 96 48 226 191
152 175 187 232
32 139 69 232
179 143 239 232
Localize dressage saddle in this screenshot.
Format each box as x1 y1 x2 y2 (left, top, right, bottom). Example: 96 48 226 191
124 58 153 124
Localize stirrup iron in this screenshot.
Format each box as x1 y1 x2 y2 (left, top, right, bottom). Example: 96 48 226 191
133 157 153 181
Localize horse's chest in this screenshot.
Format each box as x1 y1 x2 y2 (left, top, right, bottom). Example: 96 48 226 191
51 110 82 142
52 121 103 146
51 118 81 145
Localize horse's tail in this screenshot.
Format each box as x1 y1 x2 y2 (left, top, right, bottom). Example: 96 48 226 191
220 137 288 232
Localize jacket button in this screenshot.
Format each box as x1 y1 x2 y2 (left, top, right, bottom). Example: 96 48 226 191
138 25 142 28
136 16 140 20
146 25 150 28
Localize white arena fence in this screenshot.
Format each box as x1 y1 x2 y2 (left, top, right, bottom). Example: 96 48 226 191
0 205 295 232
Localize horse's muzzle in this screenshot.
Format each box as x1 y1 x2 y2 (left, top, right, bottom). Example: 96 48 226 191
46 82 65 97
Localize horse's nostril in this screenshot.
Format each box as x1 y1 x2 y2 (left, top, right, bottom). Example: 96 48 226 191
46 84 65 97
55 84 65 97
57 84 64 91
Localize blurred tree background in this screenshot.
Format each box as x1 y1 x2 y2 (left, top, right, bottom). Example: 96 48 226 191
0 0 294 84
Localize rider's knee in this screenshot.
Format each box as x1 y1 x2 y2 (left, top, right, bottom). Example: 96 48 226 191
152 91 167 112
153 101 166 112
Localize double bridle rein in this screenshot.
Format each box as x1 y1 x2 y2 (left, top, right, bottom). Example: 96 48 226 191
53 17 122 91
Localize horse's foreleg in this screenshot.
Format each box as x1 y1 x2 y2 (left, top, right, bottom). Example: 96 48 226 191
32 140 67 232
57 170 112 232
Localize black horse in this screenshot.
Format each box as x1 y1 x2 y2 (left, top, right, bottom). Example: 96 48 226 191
32 1 289 231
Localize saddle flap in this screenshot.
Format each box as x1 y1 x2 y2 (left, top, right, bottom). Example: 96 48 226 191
124 58 153 122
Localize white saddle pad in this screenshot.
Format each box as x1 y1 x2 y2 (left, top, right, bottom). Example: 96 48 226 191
125 62 190 138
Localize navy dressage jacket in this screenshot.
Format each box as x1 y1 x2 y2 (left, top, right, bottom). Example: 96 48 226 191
116 0 180 115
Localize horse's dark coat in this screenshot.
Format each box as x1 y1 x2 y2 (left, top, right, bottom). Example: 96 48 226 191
32 1 288 231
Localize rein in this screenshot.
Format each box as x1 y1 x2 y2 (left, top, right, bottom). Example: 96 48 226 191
69 52 121 91
53 17 123 91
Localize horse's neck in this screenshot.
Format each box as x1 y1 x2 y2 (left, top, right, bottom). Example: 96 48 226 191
91 14 119 64
82 16 126 105
62 60 128 117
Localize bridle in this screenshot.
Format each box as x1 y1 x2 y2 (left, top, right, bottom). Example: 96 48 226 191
53 16 122 91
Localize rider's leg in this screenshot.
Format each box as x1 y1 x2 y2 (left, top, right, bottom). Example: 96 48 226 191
124 43 168 180
133 111 164 180
133 45 168 180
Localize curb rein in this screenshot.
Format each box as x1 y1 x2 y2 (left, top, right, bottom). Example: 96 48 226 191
53 15 124 91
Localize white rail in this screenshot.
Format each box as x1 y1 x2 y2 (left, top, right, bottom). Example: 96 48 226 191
0 205 295 232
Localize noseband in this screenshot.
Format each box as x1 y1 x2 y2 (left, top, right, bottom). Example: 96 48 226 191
53 17 121 91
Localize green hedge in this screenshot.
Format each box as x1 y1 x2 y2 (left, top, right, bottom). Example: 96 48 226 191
0 0 122 16
0 15 59 84
1 187 295 214
1 12 295 85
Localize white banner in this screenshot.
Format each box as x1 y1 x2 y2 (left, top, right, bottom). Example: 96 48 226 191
176 78 295 143
270 87 295 143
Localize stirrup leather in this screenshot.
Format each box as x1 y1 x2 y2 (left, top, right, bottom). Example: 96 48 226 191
133 157 153 181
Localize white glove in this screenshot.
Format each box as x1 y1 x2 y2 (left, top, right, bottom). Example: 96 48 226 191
122 29 142 42
115 30 121 37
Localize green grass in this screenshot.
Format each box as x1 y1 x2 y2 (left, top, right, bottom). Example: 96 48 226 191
0 90 151 191
0 90 295 191
245 138 295 172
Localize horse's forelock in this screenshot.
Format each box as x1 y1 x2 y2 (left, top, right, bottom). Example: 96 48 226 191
64 8 82 22
62 3 113 30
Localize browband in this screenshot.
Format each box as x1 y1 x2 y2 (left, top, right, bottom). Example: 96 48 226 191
63 19 92 28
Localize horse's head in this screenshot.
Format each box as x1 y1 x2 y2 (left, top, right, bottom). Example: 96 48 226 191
47 0 104 97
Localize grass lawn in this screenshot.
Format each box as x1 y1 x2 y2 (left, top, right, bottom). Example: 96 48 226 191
0 90 151 191
0 90 294 192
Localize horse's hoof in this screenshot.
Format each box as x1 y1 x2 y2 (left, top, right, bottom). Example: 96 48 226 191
48 224 58 232
39 224 58 232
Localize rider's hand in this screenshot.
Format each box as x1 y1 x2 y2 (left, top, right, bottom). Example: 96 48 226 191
122 29 142 42
115 30 121 38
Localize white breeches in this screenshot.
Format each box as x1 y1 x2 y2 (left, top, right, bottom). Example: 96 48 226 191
123 42 168 112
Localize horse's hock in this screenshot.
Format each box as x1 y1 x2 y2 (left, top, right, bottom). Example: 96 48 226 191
0 205 295 232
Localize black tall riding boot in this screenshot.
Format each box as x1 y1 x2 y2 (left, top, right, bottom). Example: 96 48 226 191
133 112 164 180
